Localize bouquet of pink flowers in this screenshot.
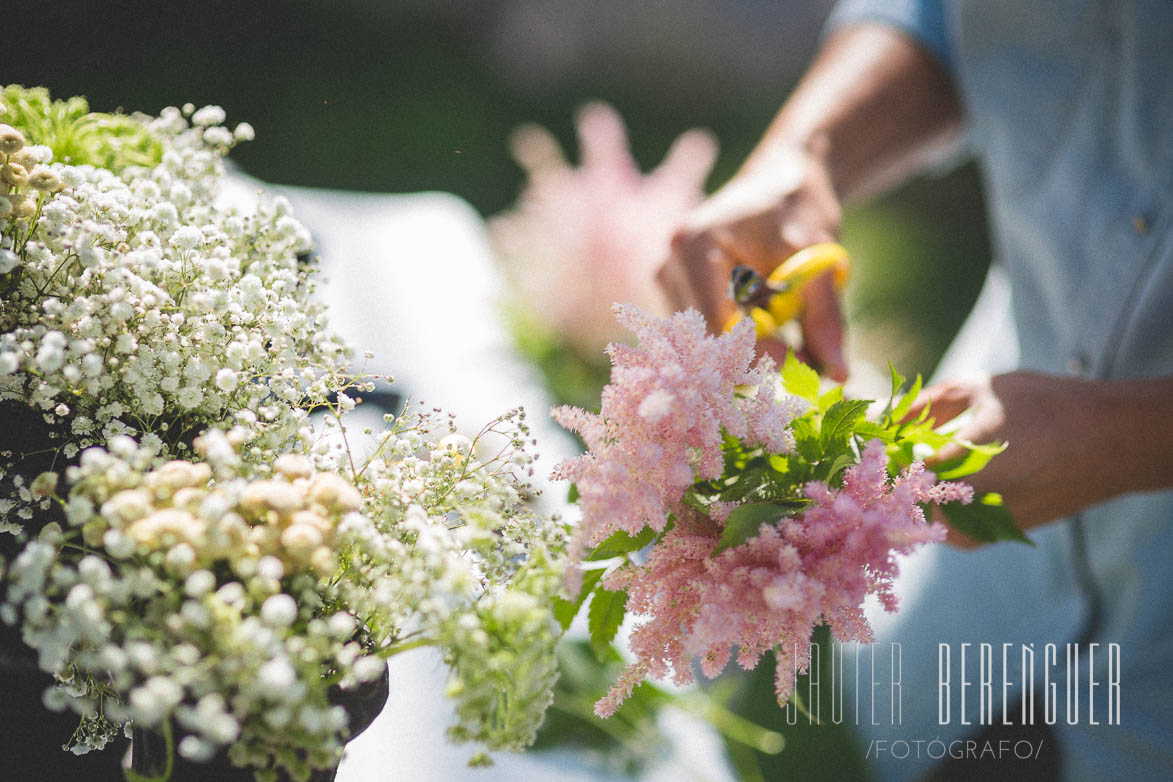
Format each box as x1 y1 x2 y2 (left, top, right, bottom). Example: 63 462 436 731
552 305 1019 717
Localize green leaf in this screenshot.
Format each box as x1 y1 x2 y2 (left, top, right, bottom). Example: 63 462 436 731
781 350 820 401
567 482 580 504
819 451 858 485
853 421 896 444
552 568 604 630
940 493 1032 545
587 527 655 561
792 416 822 463
888 363 906 402
890 373 923 424
815 385 844 414
933 440 1008 480
588 586 629 659
717 467 770 503
712 501 805 556
819 399 872 452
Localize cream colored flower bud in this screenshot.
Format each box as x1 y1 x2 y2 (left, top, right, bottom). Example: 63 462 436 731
30 471 59 498
310 546 336 578
11 149 38 171
272 454 313 481
9 196 35 221
305 472 362 513
240 480 305 519
171 487 206 512
102 488 154 525
148 461 213 494
280 522 323 558
248 523 281 554
0 196 11 219
82 520 108 548
209 512 249 554
1 162 28 187
28 165 62 193
290 509 332 536
0 124 24 155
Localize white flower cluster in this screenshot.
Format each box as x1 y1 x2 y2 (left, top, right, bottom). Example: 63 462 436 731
4 408 566 777
5 434 372 777
317 406 567 754
0 90 347 485
0 86 569 778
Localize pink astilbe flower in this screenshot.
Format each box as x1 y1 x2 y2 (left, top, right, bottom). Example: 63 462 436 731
551 305 804 554
594 442 955 713
489 102 717 358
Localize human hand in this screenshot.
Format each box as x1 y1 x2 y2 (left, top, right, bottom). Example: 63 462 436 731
910 371 1120 548
657 146 849 380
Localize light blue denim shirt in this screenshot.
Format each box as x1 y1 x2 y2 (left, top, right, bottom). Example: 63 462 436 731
826 2 1173 779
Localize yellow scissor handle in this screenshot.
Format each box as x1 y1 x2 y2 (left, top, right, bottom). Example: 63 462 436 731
724 242 851 336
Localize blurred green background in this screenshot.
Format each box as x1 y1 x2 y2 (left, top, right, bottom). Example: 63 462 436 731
1 1 992 778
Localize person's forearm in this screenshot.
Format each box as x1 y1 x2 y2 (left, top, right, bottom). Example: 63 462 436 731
743 23 963 203
1092 376 1173 498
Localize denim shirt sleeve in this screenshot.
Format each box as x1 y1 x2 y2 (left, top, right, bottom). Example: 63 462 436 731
824 0 954 74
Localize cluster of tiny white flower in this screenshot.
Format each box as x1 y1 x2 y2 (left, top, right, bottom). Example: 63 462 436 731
0 89 348 508
330 406 566 754
4 413 565 778
0 86 569 779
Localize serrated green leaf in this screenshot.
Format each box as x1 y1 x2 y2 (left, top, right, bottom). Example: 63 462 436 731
712 501 804 556
888 363 906 400
552 567 605 630
897 419 952 451
890 373 923 423
587 527 655 561
820 399 872 452
853 421 896 444
716 467 770 503
792 416 822 463
940 493 1031 545
781 349 820 401
588 586 629 659
820 452 858 485
934 440 1008 480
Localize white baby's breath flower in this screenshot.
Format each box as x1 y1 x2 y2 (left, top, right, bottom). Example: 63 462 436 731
260 593 298 627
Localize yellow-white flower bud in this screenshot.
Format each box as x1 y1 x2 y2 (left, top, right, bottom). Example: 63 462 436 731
11 149 39 171
280 522 323 559
1 162 28 187
9 196 35 221
305 472 362 513
0 124 24 155
272 454 313 481
28 165 62 193
240 480 304 519
310 546 336 578
0 196 11 219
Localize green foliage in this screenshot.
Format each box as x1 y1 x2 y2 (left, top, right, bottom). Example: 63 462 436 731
534 640 785 777
941 492 1032 545
2 84 162 171
713 501 806 556
587 586 628 660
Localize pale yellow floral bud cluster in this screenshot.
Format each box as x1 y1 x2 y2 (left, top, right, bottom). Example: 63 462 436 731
0 122 63 223
73 451 359 582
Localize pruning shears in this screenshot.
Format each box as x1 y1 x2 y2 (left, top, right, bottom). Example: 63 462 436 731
724 242 851 336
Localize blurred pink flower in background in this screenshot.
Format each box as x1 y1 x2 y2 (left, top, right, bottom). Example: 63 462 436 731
489 101 718 359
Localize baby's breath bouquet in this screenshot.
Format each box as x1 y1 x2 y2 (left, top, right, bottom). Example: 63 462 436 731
0 85 567 781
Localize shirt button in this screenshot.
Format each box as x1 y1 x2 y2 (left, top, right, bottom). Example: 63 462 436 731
1067 354 1088 376
1132 214 1150 235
